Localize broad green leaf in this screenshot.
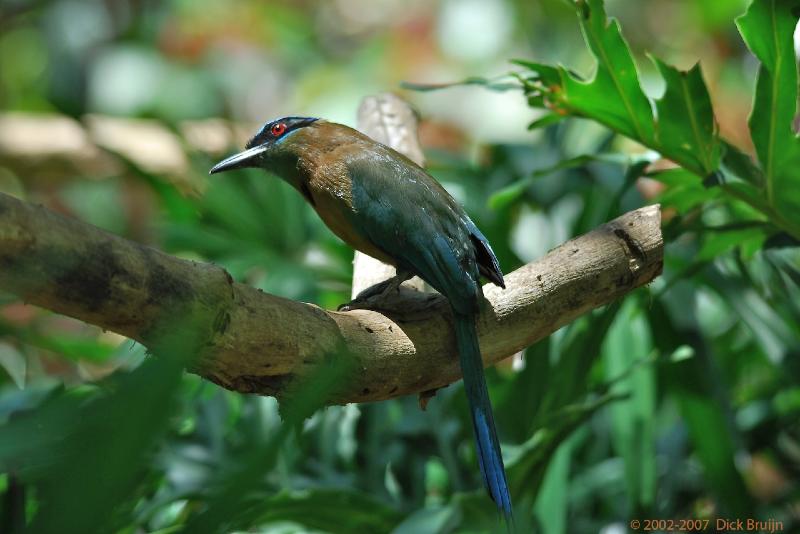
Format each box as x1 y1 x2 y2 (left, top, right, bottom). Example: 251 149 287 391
720 181 773 215
650 168 721 213
658 186 720 213
408 0 800 238
736 0 800 220
721 140 764 186
533 436 574 534
494 339 552 443
653 59 721 175
698 227 769 261
648 167 704 187
557 0 656 145
675 390 753 515
602 299 656 509
514 2 731 181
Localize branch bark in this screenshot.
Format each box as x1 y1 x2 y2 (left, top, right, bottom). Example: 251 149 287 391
0 190 662 403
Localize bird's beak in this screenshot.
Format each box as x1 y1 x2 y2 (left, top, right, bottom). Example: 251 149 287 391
209 145 268 175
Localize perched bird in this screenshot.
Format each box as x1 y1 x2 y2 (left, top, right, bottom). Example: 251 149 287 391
210 117 513 523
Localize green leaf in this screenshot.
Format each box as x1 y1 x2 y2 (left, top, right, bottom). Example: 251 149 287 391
511 60 564 109
3 346 187 534
675 390 752 514
505 305 623 504
0 342 26 388
400 75 523 93
533 436 574 534
0 319 117 363
720 140 764 186
653 59 721 174
649 168 721 213
182 352 358 534
391 506 457 534
602 300 656 509
488 153 632 210
515 1 731 182
720 181 773 215
669 345 695 363
505 391 621 502
773 387 800 416
527 113 566 130
650 302 754 515
648 167 704 187
558 0 656 145
252 490 403 533
430 0 800 239
736 0 800 220
697 227 769 261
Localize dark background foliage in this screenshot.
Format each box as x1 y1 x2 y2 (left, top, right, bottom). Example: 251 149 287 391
0 0 798 532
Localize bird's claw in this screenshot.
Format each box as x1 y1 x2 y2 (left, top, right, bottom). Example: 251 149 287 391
337 293 385 312
337 272 410 312
337 300 358 312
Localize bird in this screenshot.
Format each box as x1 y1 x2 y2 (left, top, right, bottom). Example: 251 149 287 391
210 116 513 524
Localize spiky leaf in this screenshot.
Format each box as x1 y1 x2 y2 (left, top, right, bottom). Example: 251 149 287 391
653 59 721 175
736 0 800 220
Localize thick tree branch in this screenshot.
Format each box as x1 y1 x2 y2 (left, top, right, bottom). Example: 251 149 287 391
0 191 662 403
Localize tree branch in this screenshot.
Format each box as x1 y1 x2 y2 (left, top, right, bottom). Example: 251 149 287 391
0 191 662 403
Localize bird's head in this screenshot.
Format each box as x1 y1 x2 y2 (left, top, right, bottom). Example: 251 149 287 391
209 116 320 175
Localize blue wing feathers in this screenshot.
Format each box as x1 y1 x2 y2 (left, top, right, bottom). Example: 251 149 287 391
348 153 504 290
465 219 505 289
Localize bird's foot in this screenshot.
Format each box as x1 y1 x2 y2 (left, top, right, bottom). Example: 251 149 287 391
337 294 385 312
418 388 439 411
338 271 412 311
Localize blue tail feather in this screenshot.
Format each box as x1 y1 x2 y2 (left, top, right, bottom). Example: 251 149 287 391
453 312 513 525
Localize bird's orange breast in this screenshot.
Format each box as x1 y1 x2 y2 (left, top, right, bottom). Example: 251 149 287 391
303 162 397 267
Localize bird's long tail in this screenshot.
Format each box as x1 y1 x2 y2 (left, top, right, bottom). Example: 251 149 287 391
453 312 513 525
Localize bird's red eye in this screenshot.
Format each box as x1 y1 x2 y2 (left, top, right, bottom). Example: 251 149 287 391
270 123 286 136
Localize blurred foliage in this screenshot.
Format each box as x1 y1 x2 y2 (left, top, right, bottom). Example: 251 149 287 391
1 0 800 533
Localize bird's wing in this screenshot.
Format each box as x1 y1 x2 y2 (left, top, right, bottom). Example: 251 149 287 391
345 152 483 312
376 149 505 289
463 218 505 289
345 149 504 296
